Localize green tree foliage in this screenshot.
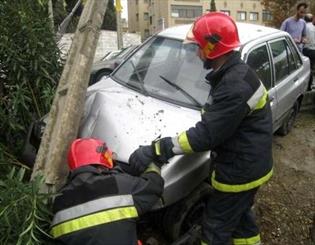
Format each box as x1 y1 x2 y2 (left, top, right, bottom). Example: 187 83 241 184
60 0 82 33
102 0 117 31
210 0 217 12
0 168 53 244
261 0 294 27
261 0 308 27
0 1 62 243
52 0 68 30
0 0 62 160
310 1 315 14
54 0 117 33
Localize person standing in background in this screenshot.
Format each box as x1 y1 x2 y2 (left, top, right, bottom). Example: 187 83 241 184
280 2 308 52
303 13 315 66
303 13 315 90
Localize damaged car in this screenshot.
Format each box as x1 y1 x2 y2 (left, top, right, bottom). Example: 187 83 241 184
23 22 311 242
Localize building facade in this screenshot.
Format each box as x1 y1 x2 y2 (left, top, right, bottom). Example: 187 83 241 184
128 0 272 41
127 0 151 40
210 0 272 25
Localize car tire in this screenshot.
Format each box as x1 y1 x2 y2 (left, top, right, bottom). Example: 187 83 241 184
162 182 213 241
308 73 314 91
277 101 299 136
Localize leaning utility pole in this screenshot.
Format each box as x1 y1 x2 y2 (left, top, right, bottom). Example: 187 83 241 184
115 0 123 49
31 0 108 192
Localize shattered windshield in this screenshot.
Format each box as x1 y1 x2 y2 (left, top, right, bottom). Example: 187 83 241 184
112 36 210 108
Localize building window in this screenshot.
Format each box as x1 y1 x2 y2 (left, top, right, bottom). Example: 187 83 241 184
144 12 149 21
262 10 273 21
237 11 246 21
249 12 258 21
220 10 230 16
171 5 202 18
136 13 139 21
150 16 152 24
136 0 138 5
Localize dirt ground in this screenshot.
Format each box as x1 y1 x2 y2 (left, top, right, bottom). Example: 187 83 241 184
142 110 315 245
256 109 315 245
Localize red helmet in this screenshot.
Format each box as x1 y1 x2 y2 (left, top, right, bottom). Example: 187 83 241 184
68 138 113 170
186 12 240 59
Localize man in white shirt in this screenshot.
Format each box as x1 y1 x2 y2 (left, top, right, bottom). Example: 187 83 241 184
303 13 315 89
303 14 315 67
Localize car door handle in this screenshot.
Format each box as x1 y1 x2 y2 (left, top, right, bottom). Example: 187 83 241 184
293 77 299 82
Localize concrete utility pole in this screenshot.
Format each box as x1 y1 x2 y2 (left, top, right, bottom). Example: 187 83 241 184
31 0 108 192
116 0 123 49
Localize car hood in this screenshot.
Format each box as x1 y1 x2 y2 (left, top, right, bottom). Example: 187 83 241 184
79 77 201 163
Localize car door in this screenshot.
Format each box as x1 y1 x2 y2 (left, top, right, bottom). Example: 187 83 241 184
268 38 301 125
245 43 278 128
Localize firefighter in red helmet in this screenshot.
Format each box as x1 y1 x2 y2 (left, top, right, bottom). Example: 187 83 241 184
50 138 164 245
129 12 272 245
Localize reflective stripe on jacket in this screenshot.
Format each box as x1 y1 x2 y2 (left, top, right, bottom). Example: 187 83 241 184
51 195 138 238
51 165 164 245
175 52 273 192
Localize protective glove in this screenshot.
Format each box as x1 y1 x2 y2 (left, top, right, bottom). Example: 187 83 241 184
128 145 160 176
152 137 175 163
128 137 179 176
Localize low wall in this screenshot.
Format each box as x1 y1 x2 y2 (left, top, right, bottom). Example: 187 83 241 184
58 30 141 61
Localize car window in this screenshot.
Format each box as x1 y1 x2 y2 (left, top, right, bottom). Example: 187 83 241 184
286 37 302 68
246 44 272 90
113 36 210 108
285 41 297 72
269 39 292 84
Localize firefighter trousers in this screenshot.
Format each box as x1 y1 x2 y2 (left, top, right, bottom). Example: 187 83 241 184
201 187 260 245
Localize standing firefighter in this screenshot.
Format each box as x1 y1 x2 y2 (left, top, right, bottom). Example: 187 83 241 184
129 12 273 245
50 138 164 245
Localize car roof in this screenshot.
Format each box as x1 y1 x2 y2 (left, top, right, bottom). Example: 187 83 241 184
158 22 283 45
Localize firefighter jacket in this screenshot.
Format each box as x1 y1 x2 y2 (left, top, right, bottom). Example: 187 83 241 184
50 164 164 245
174 51 273 193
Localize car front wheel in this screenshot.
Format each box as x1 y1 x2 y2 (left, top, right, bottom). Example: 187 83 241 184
162 182 213 242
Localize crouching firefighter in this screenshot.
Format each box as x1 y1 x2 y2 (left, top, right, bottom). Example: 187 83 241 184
50 138 164 245
129 12 273 245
